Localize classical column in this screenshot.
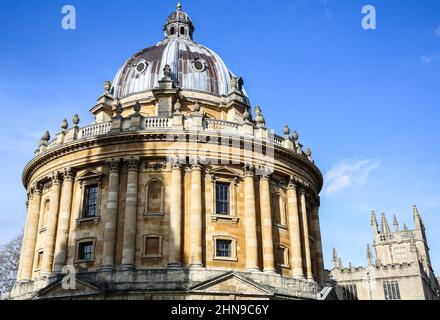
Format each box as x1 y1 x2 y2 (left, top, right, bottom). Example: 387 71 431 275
243 165 259 271
120 157 140 270
300 188 313 280
53 168 76 272
287 180 304 279
20 184 43 281
17 195 31 281
42 172 62 274
312 201 325 285
259 172 275 273
168 159 183 268
189 159 203 269
101 159 121 271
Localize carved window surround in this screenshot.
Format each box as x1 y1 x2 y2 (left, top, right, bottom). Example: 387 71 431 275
74 237 97 265
212 235 238 262
76 173 103 226
33 249 44 272
144 178 165 217
276 244 290 269
142 235 163 259
210 175 239 224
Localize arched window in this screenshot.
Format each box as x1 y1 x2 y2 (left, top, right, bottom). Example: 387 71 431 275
145 179 164 215
272 193 287 227
170 27 175 35
180 26 185 35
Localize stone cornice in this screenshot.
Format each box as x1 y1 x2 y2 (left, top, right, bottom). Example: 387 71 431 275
23 130 323 194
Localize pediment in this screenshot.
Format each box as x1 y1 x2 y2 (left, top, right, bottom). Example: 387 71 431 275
208 166 242 177
190 272 274 296
77 169 105 181
34 278 102 300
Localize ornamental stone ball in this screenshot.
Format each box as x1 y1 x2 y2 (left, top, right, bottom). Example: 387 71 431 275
283 125 291 136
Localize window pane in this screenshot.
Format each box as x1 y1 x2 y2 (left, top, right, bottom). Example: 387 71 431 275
84 185 98 217
216 183 230 215
78 242 94 261
216 240 231 257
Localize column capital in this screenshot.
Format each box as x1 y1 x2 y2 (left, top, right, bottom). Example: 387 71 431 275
125 157 140 171
50 171 62 186
288 175 304 190
189 157 203 171
256 166 273 180
242 163 255 177
32 183 43 196
106 158 122 173
169 156 183 170
62 167 76 182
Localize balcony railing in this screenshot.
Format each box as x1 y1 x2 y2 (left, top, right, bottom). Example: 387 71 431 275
38 115 310 162
78 122 112 139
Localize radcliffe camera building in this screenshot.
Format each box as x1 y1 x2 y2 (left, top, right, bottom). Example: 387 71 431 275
329 207 440 300
11 4 327 300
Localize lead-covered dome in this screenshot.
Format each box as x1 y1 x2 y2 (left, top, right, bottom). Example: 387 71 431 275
111 3 249 102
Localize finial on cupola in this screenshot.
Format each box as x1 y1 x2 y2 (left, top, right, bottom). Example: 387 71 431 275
134 101 141 115
292 130 299 141
39 130 50 146
61 118 68 131
283 125 290 138
104 80 112 94
306 147 314 163
177 2 182 11
72 114 80 128
254 106 266 127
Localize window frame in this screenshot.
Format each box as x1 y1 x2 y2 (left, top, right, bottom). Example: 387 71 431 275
77 174 103 225
75 238 96 264
142 235 163 258
210 175 239 223
213 235 238 262
144 179 165 216
34 249 44 272
272 192 288 228
275 244 290 269
384 280 401 300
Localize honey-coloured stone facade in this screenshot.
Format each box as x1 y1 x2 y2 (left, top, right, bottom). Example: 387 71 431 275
12 3 327 300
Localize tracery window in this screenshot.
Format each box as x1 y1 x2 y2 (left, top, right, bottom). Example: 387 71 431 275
384 280 401 300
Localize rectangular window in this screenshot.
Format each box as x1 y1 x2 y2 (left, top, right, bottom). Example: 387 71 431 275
144 236 161 257
215 183 230 215
342 284 358 300
384 281 401 300
84 185 98 218
78 241 94 261
216 240 232 258
36 251 43 270
276 247 287 267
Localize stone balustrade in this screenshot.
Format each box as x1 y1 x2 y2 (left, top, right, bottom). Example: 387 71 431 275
78 122 112 139
37 115 313 163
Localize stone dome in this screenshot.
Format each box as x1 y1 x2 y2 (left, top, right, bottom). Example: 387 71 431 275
111 3 249 103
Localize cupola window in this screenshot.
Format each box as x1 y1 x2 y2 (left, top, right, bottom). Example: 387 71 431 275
170 27 175 35
192 59 206 72
180 26 185 35
135 60 148 74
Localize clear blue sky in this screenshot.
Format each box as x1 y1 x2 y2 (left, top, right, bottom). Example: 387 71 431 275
0 0 439 273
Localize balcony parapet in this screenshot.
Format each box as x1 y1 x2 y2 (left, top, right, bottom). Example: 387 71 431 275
34 114 315 165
